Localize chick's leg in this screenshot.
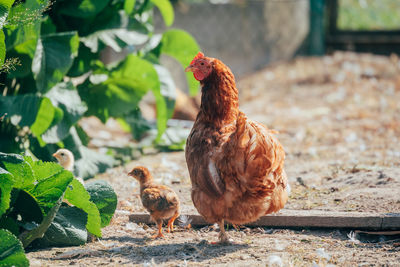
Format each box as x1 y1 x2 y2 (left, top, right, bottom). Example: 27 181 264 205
151 220 164 239
167 211 179 233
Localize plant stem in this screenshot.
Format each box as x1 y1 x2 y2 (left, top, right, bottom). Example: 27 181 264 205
19 193 64 248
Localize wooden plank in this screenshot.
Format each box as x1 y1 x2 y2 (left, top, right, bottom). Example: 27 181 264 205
129 210 400 230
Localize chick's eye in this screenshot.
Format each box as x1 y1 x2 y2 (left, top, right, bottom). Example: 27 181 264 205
60 153 64 156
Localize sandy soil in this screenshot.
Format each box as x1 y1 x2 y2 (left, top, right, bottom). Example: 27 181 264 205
27 52 400 266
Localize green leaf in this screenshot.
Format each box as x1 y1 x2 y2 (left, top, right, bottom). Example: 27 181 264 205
85 180 117 227
32 32 79 93
154 64 176 120
0 167 14 217
160 29 200 96
42 82 87 143
0 95 55 140
32 205 88 248
82 55 154 121
124 0 136 15
5 0 42 56
0 152 34 189
26 159 74 215
3 189 43 235
59 0 111 18
64 179 102 237
0 229 29 267
0 30 5 67
0 0 15 30
150 0 174 27
30 97 55 137
122 109 152 140
18 188 64 248
80 10 149 54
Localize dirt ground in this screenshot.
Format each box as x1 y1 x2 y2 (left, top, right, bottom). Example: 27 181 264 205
27 52 400 266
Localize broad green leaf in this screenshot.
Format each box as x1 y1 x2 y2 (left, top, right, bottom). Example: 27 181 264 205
42 82 87 143
124 0 136 15
26 159 74 215
0 95 40 127
160 29 200 96
4 189 43 233
0 152 34 189
82 55 152 120
5 1 41 56
30 97 55 137
0 229 29 267
81 28 148 53
59 0 111 18
85 180 117 227
112 55 166 140
150 0 174 27
0 95 55 139
0 0 15 30
32 206 88 248
18 188 64 248
32 32 79 93
65 179 102 237
0 167 14 217
67 44 96 77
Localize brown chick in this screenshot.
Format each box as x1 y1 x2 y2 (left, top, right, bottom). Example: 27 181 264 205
128 166 180 239
185 52 289 244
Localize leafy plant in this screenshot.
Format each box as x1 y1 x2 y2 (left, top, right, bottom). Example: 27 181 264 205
0 152 118 263
0 0 200 178
0 229 29 267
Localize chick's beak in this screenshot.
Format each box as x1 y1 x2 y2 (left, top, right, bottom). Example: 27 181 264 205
185 64 196 72
127 171 134 177
52 153 57 158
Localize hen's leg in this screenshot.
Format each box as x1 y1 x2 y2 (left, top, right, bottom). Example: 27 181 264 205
151 220 164 239
217 220 230 244
167 211 179 233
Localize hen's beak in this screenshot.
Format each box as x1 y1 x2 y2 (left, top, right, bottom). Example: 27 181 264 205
127 171 133 177
185 64 196 72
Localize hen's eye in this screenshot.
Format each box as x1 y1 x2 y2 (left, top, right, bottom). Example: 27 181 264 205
201 62 204 65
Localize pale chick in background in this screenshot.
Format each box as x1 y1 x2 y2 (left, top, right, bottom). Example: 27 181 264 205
53 148 85 185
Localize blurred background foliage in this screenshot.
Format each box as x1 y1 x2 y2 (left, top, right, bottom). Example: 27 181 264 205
338 0 400 30
0 0 199 179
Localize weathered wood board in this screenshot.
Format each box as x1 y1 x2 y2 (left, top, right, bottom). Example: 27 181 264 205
129 209 400 230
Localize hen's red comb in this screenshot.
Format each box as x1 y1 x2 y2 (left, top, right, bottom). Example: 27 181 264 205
190 52 204 64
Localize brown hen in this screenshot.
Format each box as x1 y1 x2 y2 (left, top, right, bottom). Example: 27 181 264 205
128 166 180 238
185 52 289 244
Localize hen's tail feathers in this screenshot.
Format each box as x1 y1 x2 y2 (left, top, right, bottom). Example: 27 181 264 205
265 169 289 214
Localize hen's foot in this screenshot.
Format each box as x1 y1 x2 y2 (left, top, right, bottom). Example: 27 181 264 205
211 232 232 245
151 232 164 239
